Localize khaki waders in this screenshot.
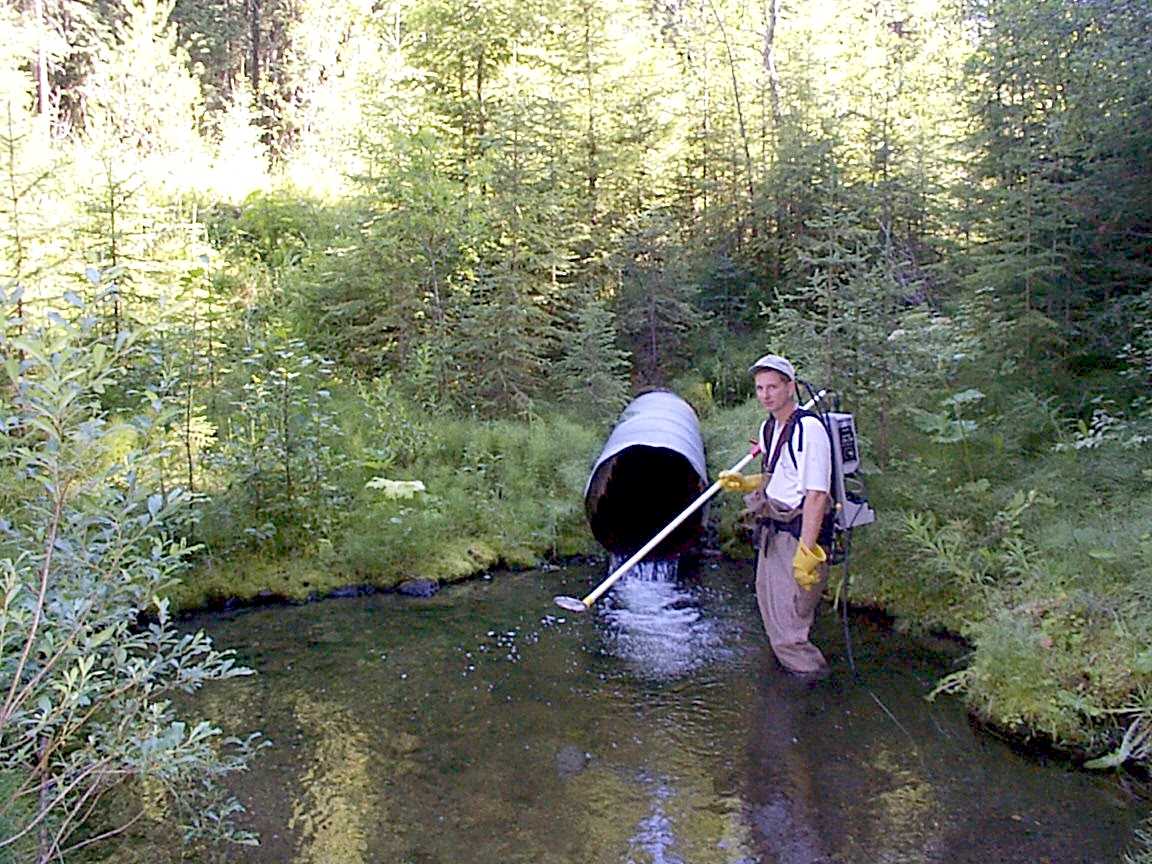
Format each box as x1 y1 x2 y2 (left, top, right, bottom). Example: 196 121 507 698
746 494 829 674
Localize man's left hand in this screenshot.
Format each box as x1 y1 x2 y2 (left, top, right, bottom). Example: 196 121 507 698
792 541 827 591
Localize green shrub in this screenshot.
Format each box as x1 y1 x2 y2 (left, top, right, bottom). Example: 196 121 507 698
933 611 1103 744
856 387 1152 759
208 190 330 270
196 337 348 554
1128 821 1152 864
0 307 262 860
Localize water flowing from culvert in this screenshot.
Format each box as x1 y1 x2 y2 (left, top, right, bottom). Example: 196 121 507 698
598 559 732 682
185 561 1146 864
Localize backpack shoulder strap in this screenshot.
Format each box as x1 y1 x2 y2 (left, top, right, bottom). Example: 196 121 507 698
759 418 773 471
786 408 832 468
765 414 800 474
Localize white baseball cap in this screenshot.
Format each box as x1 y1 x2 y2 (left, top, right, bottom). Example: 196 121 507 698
747 353 796 380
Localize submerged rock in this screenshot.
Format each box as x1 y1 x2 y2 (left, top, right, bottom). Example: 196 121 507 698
385 730 423 755
554 744 592 778
397 578 440 598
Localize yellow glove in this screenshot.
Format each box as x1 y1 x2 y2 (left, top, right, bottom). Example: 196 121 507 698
792 541 827 591
718 471 762 494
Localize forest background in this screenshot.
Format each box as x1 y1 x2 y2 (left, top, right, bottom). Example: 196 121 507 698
0 0 1150 859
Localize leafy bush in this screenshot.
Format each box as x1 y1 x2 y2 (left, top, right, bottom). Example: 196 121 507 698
931 611 1103 744
207 191 330 271
1128 823 1152 864
854 389 1152 761
0 309 261 860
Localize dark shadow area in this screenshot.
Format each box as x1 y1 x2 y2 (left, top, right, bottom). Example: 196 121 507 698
585 444 706 557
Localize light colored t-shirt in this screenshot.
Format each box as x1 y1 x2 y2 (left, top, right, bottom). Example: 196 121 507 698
758 413 832 509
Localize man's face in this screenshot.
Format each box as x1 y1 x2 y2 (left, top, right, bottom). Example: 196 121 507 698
754 369 795 413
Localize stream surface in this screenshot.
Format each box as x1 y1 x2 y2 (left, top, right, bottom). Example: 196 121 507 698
188 559 1144 864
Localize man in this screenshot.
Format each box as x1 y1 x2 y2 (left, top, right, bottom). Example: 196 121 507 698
718 354 832 675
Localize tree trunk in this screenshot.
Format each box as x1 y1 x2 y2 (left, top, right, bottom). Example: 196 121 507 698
762 0 783 279
582 2 599 225
706 0 755 210
761 0 782 131
35 0 49 117
475 50 486 149
3 106 27 339
247 0 262 95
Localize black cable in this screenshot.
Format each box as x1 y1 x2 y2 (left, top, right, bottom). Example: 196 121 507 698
840 526 858 677
837 473 874 678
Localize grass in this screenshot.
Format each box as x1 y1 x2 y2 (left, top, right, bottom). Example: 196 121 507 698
174 406 601 611
852 409 1152 759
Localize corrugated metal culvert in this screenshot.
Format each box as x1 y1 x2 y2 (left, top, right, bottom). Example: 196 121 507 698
584 390 707 558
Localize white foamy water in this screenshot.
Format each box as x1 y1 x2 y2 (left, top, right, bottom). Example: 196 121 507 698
598 558 729 681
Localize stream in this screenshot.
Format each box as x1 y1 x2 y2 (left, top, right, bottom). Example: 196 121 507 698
187 559 1145 863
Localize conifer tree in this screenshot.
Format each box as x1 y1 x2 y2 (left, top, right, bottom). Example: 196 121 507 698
614 206 705 386
10 0 107 132
543 0 669 285
453 59 572 416
959 0 1152 368
169 0 247 112
75 154 145 334
0 17 63 333
404 0 519 186
309 128 476 388
555 293 631 424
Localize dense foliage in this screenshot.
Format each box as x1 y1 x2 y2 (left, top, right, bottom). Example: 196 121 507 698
0 313 261 861
1 0 1150 857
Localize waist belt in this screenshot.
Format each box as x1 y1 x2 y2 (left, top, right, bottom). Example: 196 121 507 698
758 496 804 525
754 495 833 545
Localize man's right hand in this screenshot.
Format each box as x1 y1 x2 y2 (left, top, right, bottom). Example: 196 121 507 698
718 471 762 494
